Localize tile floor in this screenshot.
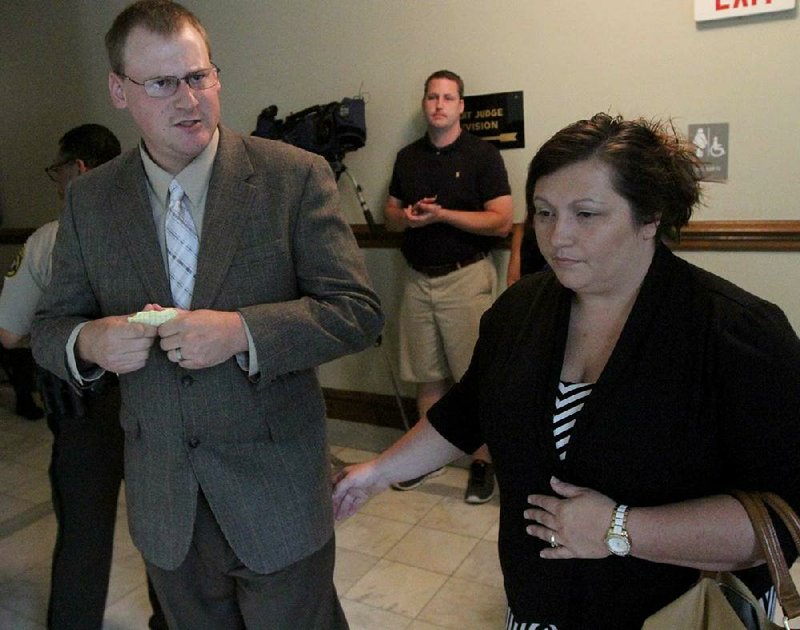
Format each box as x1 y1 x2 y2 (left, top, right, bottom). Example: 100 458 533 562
2 384 798 629
0 386 505 629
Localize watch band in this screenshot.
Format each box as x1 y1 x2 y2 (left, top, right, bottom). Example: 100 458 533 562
610 504 629 534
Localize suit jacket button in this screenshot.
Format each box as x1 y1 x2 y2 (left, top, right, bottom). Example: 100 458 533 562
188 437 200 448
182 375 194 387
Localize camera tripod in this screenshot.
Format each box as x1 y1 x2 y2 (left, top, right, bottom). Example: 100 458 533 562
332 160 411 432
330 159 380 233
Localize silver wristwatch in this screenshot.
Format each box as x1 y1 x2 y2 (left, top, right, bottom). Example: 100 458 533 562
604 503 631 556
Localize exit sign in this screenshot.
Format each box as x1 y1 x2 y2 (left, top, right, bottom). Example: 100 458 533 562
695 0 796 21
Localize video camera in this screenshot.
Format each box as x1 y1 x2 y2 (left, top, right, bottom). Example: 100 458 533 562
252 97 366 176
252 96 377 230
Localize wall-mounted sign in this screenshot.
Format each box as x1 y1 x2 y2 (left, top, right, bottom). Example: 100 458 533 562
689 123 729 182
695 0 796 22
461 91 524 150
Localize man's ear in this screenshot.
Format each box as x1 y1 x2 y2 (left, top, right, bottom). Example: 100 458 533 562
75 159 89 175
108 72 127 110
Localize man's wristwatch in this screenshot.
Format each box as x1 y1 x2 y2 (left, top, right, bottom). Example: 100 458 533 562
604 504 631 556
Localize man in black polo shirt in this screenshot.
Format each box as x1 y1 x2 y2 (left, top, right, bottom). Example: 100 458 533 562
384 69 512 503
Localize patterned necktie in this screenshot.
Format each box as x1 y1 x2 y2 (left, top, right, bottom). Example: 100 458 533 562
165 180 198 309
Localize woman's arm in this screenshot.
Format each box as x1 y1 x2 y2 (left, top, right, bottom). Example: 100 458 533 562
526 477 762 571
332 416 465 521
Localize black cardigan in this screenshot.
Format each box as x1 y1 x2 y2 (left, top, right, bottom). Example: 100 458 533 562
428 243 800 628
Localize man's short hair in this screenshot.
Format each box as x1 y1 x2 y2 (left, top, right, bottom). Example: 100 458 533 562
59 124 121 169
105 0 211 74
423 70 464 99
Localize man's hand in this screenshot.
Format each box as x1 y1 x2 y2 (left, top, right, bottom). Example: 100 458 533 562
77 315 158 374
403 196 442 228
157 309 248 370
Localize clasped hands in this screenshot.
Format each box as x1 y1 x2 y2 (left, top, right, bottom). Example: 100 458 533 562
403 196 444 228
77 304 246 373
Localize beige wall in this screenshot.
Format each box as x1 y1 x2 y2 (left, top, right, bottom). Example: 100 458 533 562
1 1 797 394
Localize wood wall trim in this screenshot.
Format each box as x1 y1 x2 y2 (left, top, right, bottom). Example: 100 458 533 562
351 220 800 252
669 220 800 251
323 387 415 430
4 220 799 250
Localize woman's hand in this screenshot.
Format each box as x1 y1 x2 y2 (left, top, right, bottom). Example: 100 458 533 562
331 460 389 521
525 476 616 559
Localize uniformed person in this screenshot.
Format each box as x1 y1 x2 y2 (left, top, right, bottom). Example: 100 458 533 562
0 226 48 420
0 123 166 630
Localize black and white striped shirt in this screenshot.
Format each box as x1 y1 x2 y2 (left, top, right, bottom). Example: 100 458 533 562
553 380 592 461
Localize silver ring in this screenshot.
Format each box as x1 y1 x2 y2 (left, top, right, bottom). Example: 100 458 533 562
175 348 183 362
549 533 559 548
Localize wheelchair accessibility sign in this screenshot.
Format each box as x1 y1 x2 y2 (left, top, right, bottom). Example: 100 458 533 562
689 123 729 182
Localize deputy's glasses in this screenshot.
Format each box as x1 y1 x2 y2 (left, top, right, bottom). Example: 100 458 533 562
119 64 220 99
45 159 74 182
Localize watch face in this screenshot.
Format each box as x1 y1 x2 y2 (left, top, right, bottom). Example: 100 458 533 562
607 534 631 556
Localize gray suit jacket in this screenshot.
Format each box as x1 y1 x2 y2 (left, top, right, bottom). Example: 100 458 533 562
31 127 383 572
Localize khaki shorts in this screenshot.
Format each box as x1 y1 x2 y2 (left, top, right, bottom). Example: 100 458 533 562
399 257 497 383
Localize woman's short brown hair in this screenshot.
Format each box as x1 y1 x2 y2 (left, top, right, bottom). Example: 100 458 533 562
526 113 703 241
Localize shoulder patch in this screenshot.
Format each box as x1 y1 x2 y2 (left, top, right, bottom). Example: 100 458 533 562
5 245 24 278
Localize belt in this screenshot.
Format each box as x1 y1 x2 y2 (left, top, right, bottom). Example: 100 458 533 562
410 252 486 278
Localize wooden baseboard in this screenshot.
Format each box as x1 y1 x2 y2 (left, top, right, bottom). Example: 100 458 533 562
323 387 416 430
351 220 800 251
4 220 800 250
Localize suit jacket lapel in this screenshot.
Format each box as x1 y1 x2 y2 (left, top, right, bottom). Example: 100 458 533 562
113 150 173 306
191 128 257 310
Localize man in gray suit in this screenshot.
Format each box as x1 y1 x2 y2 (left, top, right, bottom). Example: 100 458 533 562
31 1 383 627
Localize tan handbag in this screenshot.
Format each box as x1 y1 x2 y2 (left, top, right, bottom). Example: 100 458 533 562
642 491 800 630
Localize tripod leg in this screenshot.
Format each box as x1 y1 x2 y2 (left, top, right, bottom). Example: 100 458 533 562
376 338 411 432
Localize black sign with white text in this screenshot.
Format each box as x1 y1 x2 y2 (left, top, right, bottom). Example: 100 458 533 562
461 91 524 150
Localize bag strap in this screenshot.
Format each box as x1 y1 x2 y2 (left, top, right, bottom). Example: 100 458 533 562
759 492 800 617
760 493 800 555
730 490 800 620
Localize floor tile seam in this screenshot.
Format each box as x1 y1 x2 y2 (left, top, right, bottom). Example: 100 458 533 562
0 600 43 624
385 522 483 554
358 494 445 525
415 573 509 625
412 518 495 540
397 483 465 504
346 510 417 530
0 459 49 479
367 559 449 622
338 596 417 627
104 580 148 607
0 500 52 541
412 571 463 624
372 555 464 581
447 540 499 586
378 555 477 581
2 484 51 504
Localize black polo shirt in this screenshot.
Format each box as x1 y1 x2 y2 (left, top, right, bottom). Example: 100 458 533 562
388 131 511 267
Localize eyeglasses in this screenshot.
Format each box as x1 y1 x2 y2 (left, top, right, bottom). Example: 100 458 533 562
44 159 74 182
119 64 220 99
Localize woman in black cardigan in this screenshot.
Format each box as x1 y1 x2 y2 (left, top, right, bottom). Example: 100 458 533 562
333 113 800 628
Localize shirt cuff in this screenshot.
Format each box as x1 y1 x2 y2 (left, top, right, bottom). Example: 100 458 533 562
67 322 105 385
235 313 259 376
